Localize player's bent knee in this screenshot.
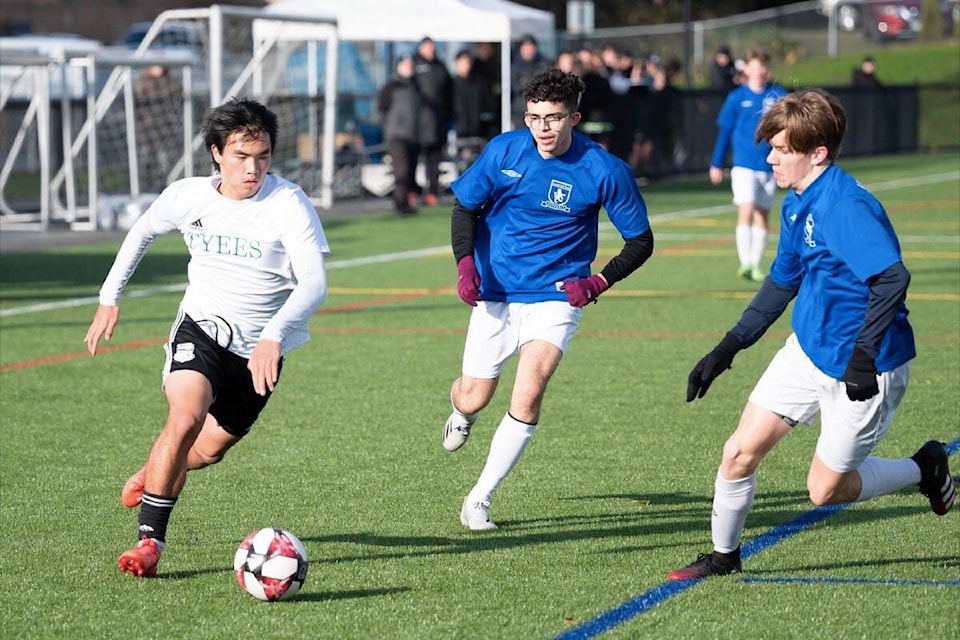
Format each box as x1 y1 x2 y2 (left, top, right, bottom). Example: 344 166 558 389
806 478 849 506
189 447 226 470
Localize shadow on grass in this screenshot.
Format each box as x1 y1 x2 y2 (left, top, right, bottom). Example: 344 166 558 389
293 586 412 602
296 488 947 567
749 554 960 574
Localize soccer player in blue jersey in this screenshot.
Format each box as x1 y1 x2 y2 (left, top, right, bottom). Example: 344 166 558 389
669 88 955 580
441 68 654 530
709 49 787 282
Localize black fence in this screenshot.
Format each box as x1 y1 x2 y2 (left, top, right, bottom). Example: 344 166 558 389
594 84 922 180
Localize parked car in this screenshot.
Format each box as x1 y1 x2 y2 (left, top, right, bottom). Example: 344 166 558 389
0 33 104 99
819 0 957 39
116 21 206 54
864 0 958 41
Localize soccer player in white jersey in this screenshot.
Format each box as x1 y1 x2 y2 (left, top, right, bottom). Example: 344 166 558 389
84 98 331 577
442 68 654 530
670 88 955 580
709 49 787 282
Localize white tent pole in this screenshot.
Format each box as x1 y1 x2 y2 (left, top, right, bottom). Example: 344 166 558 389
500 33 512 132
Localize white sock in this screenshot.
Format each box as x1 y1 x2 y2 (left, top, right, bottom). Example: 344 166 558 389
749 226 768 268
468 413 536 505
735 224 752 267
855 456 922 502
711 471 756 553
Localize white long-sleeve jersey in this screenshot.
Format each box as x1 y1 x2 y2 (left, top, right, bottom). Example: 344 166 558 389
98 173 330 358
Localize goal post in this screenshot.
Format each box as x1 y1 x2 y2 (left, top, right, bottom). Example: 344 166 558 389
0 6 340 232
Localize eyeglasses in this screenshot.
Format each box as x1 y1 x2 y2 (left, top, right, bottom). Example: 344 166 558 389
523 112 570 129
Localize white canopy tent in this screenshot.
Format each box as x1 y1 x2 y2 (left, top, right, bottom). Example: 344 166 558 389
259 0 555 132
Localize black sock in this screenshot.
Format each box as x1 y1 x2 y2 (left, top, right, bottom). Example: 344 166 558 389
715 546 741 565
138 492 178 543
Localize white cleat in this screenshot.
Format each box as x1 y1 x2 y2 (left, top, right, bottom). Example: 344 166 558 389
460 499 498 531
442 412 474 452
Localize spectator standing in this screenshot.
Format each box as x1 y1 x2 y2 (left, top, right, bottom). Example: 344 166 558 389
852 56 882 87
576 48 615 149
709 45 738 92
709 49 787 282
452 49 497 166
510 34 549 129
413 36 453 207
472 41 502 132
378 54 421 214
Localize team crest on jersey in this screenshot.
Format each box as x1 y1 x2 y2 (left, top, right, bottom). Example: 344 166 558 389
804 213 817 247
541 179 572 212
173 342 196 363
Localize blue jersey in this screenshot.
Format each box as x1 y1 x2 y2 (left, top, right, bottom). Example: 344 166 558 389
770 164 915 378
451 130 650 303
710 83 787 170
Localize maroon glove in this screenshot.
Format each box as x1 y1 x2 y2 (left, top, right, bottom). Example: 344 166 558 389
456 256 481 306
563 274 609 307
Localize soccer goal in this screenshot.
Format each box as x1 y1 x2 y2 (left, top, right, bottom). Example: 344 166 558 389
0 5 339 231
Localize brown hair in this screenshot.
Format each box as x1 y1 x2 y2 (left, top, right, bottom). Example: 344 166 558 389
755 88 847 160
743 48 770 64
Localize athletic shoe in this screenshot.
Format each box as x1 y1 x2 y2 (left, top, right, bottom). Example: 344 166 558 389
121 467 146 508
118 537 162 578
424 193 439 207
442 412 476 452
748 266 765 282
667 548 741 580
736 265 751 280
912 440 956 516
460 499 498 530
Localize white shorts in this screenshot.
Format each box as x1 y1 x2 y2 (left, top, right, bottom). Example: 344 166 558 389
730 166 776 210
748 334 910 473
461 300 582 379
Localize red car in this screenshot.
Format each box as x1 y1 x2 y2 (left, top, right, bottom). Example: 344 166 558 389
863 0 957 42
822 0 958 41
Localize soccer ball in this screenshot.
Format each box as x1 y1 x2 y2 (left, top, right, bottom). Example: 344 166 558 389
234 528 309 601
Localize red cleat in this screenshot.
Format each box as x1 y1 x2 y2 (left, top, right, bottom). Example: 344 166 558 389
121 467 146 508
118 537 162 578
424 193 439 207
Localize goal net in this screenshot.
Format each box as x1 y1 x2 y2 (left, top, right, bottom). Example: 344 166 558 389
0 6 339 231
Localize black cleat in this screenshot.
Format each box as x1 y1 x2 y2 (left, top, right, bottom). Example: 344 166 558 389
912 441 956 516
668 547 742 580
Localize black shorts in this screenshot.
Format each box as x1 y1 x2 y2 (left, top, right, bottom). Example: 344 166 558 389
164 313 282 437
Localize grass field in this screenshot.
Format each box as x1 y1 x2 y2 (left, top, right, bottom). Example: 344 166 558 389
1 152 958 639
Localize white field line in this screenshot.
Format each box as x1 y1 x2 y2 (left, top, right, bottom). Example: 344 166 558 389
2 171 957 319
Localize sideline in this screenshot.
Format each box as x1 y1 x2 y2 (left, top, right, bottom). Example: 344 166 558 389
1 170 957 319
556 438 960 639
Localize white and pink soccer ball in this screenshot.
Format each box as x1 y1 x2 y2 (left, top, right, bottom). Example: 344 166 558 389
234 527 308 601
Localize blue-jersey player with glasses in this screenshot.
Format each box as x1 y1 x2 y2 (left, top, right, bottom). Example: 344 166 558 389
671 88 955 581
441 67 655 530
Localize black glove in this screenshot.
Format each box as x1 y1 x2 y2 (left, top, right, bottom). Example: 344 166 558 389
686 333 742 402
843 346 878 401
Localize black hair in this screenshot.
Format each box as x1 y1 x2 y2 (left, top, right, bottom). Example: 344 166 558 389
521 68 585 113
202 98 278 170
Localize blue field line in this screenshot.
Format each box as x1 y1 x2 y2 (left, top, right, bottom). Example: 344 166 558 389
742 577 960 587
556 437 960 640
